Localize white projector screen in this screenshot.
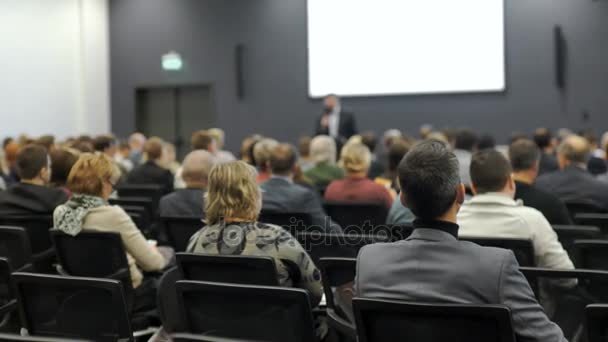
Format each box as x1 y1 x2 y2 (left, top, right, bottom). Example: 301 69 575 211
307 0 505 97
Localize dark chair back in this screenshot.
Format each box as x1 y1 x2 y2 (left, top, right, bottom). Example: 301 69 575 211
296 232 389 266
50 230 134 310
572 240 608 270
11 272 132 342
109 197 154 220
176 281 316 342
121 205 150 233
157 267 184 333
460 237 535 267
574 214 608 236
323 202 388 227
160 217 203 252
553 225 601 253
520 267 608 341
565 200 607 219
171 333 248 342
176 253 279 286
318 258 357 339
0 257 17 329
0 226 32 270
587 304 608 342
352 298 515 342
0 333 92 341
117 184 164 215
258 211 313 235
0 217 53 272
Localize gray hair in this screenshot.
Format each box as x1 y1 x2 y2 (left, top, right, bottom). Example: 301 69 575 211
182 150 216 184
253 138 279 168
310 135 337 164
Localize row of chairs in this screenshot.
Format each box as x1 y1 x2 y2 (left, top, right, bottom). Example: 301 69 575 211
7 252 608 342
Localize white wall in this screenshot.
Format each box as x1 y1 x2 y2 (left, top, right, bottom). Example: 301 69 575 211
0 0 110 139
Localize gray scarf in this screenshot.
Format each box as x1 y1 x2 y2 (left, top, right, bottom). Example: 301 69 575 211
54 194 107 236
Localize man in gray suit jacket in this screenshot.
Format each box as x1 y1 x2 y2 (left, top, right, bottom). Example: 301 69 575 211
356 140 566 342
260 143 342 234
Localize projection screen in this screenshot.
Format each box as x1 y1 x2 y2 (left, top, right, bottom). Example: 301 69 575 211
307 0 505 97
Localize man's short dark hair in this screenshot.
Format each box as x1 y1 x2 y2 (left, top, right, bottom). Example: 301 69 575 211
509 139 540 172
361 132 378 153
93 135 115 152
388 139 411 172
144 137 164 160
470 150 512 194
270 144 297 175
17 144 49 180
191 130 215 151
398 140 460 220
533 128 552 149
454 129 478 151
477 134 496 150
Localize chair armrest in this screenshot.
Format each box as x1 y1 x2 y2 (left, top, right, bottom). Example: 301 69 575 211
0 300 17 318
32 248 55 263
327 308 356 339
15 263 35 273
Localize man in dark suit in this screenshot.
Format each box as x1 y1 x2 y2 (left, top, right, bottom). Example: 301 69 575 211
536 135 608 211
314 94 357 144
0 144 68 216
127 137 174 194
159 150 215 217
509 139 572 225
260 143 341 234
356 140 566 341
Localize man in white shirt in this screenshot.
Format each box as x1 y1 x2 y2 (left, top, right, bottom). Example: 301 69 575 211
314 94 357 143
458 149 574 271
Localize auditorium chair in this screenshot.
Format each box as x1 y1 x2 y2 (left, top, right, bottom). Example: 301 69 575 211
109 197 154 221
318 258 357 341
176 281 317 342
295 232 389 265
572 240 608 270
0 334 92 341
0 227 33 271
258 211 313 235
160 216 203 252
0 258 17 332
552 225 601 254
574 213 608 236
116 184 164 215
323 201 389 228
0 216 54 273
586 304 608 342
520 267 608 341
176 253 279 286
352 298 515 342
459 237 535 267
11 272 133 342
171 333 249 342
565 200 607 220
120 205 151 233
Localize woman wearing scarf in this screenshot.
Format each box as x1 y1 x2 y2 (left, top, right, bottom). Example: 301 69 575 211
54 153 169 311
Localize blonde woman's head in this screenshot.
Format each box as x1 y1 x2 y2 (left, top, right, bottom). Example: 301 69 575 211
67 153 121 199
205 161 261 225
340 142 371 174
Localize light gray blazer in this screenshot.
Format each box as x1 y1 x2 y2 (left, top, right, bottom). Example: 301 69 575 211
355 228 567 342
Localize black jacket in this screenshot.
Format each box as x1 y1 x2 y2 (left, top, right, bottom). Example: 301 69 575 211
514 181 572 225
159 188 204 217
535 165 608 211
315 111 357 140
0 183 68 217
127 161 174 194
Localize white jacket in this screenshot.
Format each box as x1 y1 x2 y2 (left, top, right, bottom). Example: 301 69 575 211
457 192 574 271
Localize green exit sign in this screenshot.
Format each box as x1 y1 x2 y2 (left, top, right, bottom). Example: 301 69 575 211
162 51 183 71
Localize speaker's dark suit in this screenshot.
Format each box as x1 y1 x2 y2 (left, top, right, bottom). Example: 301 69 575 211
314 111 357 140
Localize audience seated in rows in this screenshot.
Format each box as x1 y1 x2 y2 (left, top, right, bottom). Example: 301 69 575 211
297 136 314 172
93 134 128 183
324 142 393 209
452 128 478 186
49 148 78 197
207 128 236 164
53 154 170 294
355 140 567 342
375 137 411 192
360 132 384 179
534 128 560 175
187 161 323 304
253 138 279 183
509 139 572 225
458 149 574 270
127 137 174 194
174 130 217 189
127 132 146 167
0 144 68 216
159 150 215 218
536 135 608 211
260 143 342 233
303 135 344 191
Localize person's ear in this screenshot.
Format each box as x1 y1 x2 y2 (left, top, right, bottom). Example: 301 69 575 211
456 183 466 205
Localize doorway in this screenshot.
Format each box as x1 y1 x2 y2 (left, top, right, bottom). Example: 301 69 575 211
135 85 216 159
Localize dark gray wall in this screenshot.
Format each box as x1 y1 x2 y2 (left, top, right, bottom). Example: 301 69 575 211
110 0 608 153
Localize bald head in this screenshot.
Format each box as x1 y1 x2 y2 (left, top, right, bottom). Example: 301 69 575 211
182 150 216 188
558 135 590 169
129 133 146 151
